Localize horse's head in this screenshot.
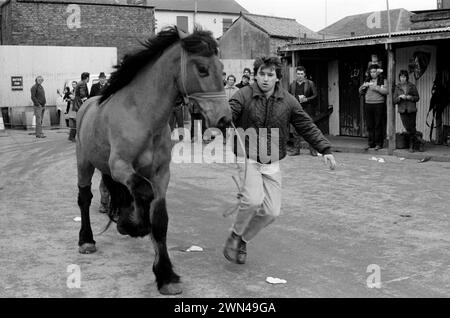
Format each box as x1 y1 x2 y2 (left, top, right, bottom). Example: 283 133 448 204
178 29 232 130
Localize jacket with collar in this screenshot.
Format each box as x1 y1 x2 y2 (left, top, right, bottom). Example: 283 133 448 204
289 79 317 104
393 82 420 113
229 82 331 163
89 82 108 98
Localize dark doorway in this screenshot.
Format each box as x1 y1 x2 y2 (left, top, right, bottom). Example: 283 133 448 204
339 56 365 136
301 60 330 134
339 48 387 137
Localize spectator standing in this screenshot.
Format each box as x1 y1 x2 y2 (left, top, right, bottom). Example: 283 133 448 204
359 64 388 150
89 72 108 97
236 74 250 89
68 72 89 142
288 66 318 156
30 76 47 138
224 75 239 100
393 70 420 152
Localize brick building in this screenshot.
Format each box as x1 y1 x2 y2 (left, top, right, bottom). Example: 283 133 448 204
0 0 155 59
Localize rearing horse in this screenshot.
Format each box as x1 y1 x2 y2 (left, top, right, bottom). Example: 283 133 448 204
75 27 231 295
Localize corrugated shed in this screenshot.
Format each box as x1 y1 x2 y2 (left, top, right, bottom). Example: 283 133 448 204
242 13 321 40
284 27 450 48
395 45 436 141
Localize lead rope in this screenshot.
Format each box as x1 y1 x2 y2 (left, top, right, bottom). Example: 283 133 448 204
222 121 248 218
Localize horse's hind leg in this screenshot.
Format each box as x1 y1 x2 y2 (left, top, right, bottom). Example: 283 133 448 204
77 162 96 254
149 163 181 295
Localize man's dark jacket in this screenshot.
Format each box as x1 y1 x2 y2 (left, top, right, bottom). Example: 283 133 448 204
89 82 108 98
229 82 331 163
73 81 89 111
31 83 46 107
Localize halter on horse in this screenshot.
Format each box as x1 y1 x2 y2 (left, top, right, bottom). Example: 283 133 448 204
75 27 231 295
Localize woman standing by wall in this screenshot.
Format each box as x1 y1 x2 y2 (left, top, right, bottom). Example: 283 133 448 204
359 64 388 150
393 70 421 152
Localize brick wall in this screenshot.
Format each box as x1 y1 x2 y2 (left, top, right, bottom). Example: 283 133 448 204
2 0 155 59
1 1 13 44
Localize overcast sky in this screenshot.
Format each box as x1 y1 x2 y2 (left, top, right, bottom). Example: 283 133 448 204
235 0 437 32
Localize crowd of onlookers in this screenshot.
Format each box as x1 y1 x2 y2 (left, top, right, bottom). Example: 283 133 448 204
31 72 109 140
31 53 449 152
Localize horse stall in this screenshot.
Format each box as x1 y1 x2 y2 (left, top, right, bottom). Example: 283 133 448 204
0 45 117 129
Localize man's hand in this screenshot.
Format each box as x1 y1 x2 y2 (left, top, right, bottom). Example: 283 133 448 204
323 154 336 170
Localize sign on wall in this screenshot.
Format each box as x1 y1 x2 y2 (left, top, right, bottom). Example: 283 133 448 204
11 76 23 91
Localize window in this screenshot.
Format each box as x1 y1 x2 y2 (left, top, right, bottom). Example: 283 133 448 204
222 18 233 34
177 16 189 33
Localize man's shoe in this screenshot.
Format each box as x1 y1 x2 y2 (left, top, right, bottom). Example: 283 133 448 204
223 232 243 264
236 240 247 264
374 145 381 151
36 134 46 138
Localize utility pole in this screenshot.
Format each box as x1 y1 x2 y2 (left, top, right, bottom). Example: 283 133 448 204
385 0 396 155
323 0 328 40
193 0 198 29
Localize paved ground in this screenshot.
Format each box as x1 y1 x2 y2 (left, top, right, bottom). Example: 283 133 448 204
0 128 449 298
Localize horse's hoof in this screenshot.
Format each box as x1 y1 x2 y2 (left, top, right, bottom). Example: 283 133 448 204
79 243 97 254
159 283 182 295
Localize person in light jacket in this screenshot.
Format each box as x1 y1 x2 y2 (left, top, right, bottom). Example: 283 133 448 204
393 70 421 152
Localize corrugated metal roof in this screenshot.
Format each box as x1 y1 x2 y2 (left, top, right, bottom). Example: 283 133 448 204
283 27 450 50
319 8 412 38
242 13 321 39
148 0 248 14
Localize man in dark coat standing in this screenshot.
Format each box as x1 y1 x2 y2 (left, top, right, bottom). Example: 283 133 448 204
30 75 47 138
89 72 108 97
288 66 318 156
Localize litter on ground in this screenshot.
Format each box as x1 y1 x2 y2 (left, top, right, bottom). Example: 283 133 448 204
186 245 204 252
266 277 287 284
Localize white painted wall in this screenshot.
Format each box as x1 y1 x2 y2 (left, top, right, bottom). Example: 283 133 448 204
155 11 240 38
0 46 117 108
328 60 340 136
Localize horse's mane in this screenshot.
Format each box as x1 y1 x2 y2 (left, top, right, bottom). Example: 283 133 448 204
100 26 218 103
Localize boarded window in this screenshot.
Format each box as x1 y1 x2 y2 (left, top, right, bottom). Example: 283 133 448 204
177 16 189 33
223 18 233 34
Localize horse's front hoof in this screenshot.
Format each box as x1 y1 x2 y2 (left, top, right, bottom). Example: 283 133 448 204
159 283 182 295
79 243 97 254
